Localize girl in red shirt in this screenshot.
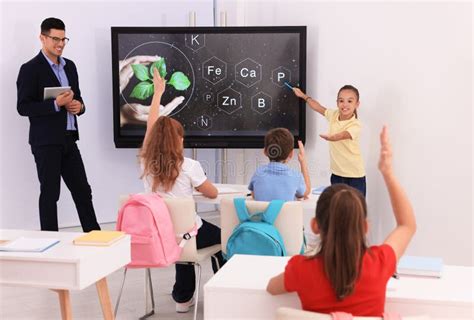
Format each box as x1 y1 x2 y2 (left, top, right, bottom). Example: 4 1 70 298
267 126 416 316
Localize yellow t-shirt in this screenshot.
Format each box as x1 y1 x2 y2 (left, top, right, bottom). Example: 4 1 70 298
324 109 365 178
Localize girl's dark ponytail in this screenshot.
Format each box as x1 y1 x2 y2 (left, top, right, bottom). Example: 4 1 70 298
316 184 367 300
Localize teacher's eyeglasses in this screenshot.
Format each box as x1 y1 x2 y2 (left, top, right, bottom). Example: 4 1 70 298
42 34 70 44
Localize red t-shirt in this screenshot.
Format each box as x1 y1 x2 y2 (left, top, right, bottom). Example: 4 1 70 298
284 244 396 316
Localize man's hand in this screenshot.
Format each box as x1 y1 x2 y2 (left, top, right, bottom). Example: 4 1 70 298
65 99 82 115
55 90 73 107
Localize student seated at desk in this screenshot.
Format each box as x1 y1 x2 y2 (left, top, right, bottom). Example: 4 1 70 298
248 128 311 201
267 126 416 317
140 68 224 313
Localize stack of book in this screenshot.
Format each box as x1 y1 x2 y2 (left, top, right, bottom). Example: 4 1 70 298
397 255 443 278
73 230 125 246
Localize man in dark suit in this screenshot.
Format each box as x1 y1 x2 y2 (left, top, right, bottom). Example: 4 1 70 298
16 17 100 232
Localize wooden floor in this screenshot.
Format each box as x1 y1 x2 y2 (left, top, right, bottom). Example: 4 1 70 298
0 212 219 320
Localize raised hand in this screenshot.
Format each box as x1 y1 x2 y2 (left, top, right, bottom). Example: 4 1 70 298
297 140 307 163
152 67 166 97
297 140 311 199
378 125 393 176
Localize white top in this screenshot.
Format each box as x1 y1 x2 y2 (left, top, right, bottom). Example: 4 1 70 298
143 157 207 228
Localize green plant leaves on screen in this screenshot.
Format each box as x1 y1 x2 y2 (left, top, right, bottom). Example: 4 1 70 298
168 72 191 91
150 58 167 78
130 81 154 100
129 58 191 100
131 64 149 81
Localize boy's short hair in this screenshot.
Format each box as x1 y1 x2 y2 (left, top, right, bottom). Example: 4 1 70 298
264 128 294 162
41 18 65 34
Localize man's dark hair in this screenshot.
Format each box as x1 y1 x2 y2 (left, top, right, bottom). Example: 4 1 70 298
41 18 65 34
264 128 294 162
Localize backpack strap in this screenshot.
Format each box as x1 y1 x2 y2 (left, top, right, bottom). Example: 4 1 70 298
233 198 251 223
132 193 199 249
262 200 284 225
176 224 198 248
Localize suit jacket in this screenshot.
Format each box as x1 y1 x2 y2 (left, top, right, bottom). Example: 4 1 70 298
16 51 86 146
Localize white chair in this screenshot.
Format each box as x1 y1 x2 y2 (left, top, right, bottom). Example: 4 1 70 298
114 195 221 320
220 198 304 256
276 307 431 320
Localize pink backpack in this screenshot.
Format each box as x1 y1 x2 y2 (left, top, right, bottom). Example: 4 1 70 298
116 193 197 268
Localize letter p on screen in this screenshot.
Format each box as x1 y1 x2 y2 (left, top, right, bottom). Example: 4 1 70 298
277 72 285 82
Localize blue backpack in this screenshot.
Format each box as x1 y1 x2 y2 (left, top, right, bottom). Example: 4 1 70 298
224 198 286 261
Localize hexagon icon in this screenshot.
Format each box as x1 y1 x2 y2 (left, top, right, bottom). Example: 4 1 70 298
235 58 262 88
217 87 242 115
185 34 205 51
196 114 212 130
251 92 272 114
202 92 214 104
202 56 227 84
271 66 291 87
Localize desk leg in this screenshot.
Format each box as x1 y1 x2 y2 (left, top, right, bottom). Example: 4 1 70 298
52 289 72 320
96 277 114 320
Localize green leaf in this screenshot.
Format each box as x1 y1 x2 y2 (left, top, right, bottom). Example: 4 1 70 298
150 58 167 78
168 71 191 91
131 64 150 81
130 81 154 100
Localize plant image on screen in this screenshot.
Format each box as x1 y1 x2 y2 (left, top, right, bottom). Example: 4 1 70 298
112 26 306 148
130 57 191 100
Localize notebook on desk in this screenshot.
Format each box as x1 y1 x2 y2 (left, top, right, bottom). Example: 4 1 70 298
0 237 60 252
193 185 242 196
73 231 125 246
397 255 443 278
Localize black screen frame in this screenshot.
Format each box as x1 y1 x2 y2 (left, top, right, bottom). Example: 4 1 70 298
111 26 306 149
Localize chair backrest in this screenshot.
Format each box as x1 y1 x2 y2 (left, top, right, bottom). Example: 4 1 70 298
118 195 198 263
220 198 303 256
275 307 431 320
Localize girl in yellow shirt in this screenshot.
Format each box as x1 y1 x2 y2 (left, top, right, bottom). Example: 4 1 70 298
292 85 366 196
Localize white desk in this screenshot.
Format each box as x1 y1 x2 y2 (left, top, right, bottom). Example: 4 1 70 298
0 229 131 320
204 254 474 320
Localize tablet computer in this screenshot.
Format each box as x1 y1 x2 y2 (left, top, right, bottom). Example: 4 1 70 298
43 86 71 100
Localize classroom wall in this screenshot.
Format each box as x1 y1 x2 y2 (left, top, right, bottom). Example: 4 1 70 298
0 0 216 229
216 0 473 266
0 1 472 266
